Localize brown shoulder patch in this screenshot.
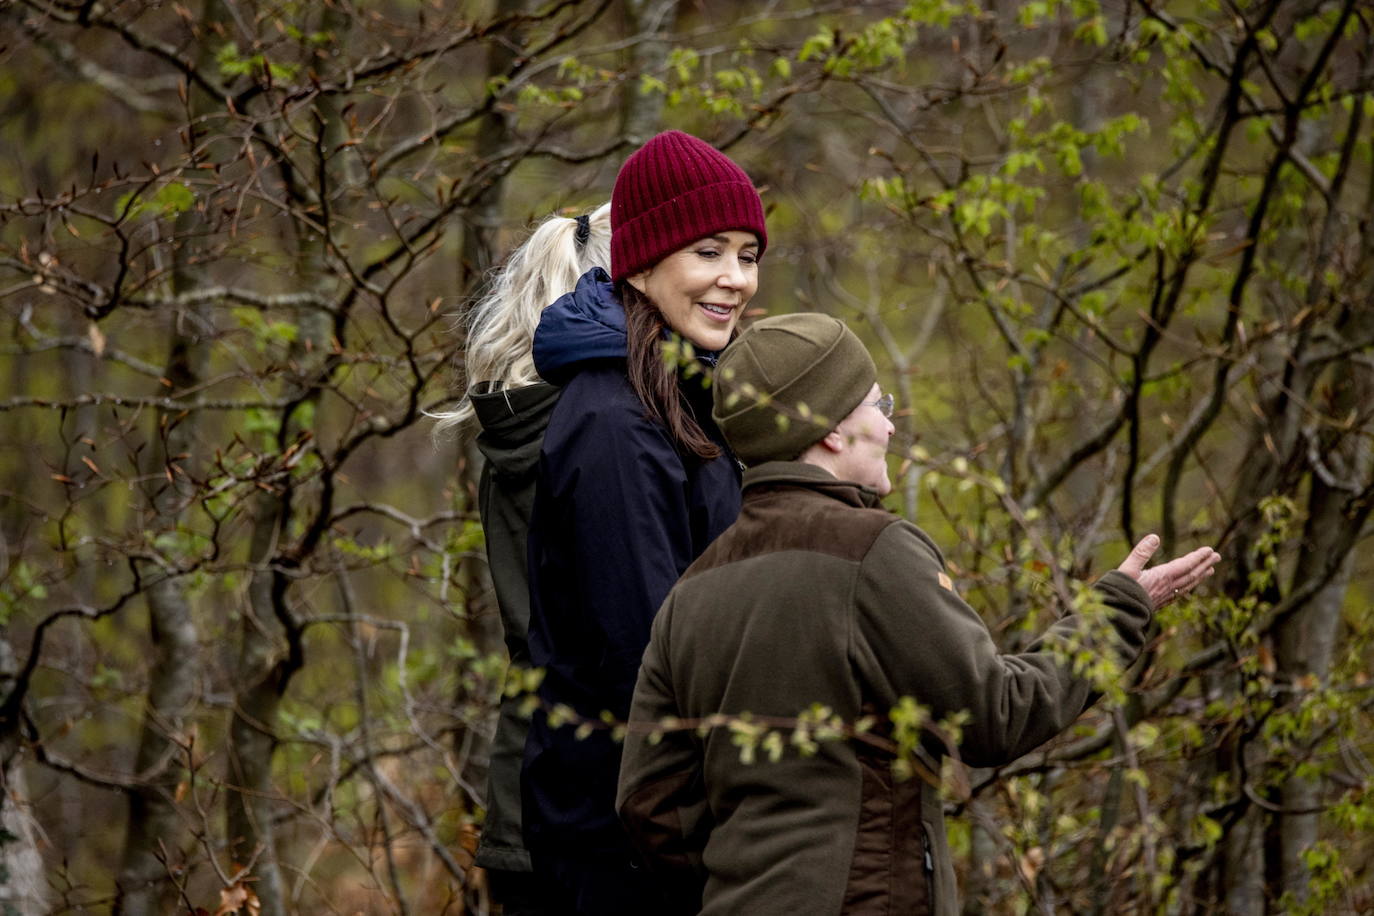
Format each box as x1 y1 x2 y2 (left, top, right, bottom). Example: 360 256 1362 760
684 486 898 579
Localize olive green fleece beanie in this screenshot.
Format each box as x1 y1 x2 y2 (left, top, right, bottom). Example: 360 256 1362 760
712 313 876 467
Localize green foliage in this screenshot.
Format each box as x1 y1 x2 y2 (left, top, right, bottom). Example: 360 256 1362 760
1278 841 1352 915
888 695 929 780
331 533 396 563
231 307 300 355
150 526 213 565
217 42 299 82
516 83 585 108
0 561 47 626
115 181 196 220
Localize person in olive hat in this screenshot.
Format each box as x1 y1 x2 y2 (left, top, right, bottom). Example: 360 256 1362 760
617 313 1220 915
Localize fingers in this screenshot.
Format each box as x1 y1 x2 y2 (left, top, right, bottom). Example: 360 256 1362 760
1153 546 1211 578
1173 547 1220 594
1117 533 1161 579
1114 537 1222 608
1138 546 1221 607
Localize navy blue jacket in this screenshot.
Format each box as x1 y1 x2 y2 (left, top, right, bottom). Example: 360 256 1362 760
522 268 742 856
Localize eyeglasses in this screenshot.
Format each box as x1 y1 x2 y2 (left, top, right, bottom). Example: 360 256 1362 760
863 393 894 418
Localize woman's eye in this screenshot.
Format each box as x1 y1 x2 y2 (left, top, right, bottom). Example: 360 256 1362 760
696 249 720 258
741 253 759 265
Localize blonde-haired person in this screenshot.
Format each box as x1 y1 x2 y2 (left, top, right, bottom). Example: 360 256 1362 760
433 203 610 915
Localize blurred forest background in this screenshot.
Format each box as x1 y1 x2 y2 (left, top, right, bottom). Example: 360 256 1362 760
1 0 1372 913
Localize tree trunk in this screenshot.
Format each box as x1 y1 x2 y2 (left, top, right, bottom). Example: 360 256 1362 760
115 1 224 905
460 0 531 291
622 0 678 143
1222 804 1266 915
0 744 46 914
224 297 329 913
116 163 213 916
224 6 341 909
448 0 533 821
225 555 289 912
0 638 46 914
116 574 202 913
0 308 45 912
1273 361 1373 903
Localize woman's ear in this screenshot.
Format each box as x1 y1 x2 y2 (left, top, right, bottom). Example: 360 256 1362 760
626 268 650 295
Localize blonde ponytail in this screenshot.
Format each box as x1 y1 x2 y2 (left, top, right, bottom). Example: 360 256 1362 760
432 203 611 437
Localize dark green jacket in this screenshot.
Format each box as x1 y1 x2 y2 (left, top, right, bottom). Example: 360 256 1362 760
617 461 1153 915
470 381 560 873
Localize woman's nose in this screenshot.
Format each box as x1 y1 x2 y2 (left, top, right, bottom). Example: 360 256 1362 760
716 257 746 288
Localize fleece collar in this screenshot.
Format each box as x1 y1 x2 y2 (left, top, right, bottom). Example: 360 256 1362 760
742 460 884 509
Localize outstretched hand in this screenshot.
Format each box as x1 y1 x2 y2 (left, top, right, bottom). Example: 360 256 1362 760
1116 534 1220 609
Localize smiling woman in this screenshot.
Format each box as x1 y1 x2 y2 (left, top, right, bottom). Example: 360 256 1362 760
626 230 760 353
515 131 768 915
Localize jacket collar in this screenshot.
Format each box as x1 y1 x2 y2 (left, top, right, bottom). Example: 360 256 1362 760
470 381 559 439
532 268 626 384
742 460 884 509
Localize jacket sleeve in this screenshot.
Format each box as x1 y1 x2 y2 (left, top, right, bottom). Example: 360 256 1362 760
616 602 709 912
538 392 697 715
851 521 1153 768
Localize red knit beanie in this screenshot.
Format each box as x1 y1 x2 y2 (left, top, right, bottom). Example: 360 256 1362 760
610 131 768 283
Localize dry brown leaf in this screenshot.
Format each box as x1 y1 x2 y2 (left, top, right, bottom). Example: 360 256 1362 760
459 822 481 855
1018 846 1045 883
214 882 261 916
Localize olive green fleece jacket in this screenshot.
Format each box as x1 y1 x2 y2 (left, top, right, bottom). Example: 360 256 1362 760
616 461 1154 915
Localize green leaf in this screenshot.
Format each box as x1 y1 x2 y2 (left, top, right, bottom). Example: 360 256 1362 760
799 31 834 62
1074 15 1108 46
114 190 147 220
153 181 194 215
217 42 251 78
